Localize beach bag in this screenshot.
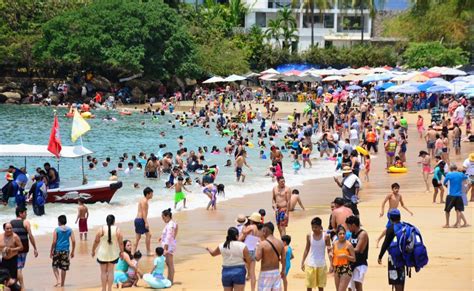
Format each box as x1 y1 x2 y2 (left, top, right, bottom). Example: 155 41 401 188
388 222 428 273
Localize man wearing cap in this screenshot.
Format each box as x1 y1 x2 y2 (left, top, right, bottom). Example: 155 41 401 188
443 164 468 228
462 153 474 202
334 166 361 216
378 209 405 291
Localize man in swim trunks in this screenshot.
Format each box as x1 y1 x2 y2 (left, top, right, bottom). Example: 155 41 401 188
235 150 251 183
256 222 285 291
134 187 153 255
272 177 291 237
424 125 437 157
0 222 23 283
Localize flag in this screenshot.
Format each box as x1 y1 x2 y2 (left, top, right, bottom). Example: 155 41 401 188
47 115 62 158
71 109 91 142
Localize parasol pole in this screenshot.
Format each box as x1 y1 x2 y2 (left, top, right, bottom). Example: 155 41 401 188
80 136 87 185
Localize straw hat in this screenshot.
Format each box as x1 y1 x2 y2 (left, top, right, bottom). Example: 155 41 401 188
248 212 262 223
235 214 248 225
470 153 474 162
342 166 352 174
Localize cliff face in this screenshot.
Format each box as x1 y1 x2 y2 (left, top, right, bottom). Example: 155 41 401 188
372 11 403 38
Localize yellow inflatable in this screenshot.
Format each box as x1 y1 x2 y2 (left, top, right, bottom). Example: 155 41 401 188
388 166 408 173
81 112 92 118
247 142 254 148
355 146 369 157
287 115 294 121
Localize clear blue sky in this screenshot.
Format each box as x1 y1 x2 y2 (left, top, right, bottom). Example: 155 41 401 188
378 0 410 10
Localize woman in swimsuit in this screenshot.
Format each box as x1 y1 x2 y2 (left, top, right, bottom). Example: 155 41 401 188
332 225 355 291
418 151 431 192
441 132 450 164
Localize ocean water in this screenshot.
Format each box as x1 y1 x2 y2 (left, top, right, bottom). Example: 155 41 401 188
0 104 336 235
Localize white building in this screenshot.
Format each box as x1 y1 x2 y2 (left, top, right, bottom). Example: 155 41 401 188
245 0 373 51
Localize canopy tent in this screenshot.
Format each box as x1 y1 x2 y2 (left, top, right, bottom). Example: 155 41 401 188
223 74 246 82
260 68 279 75
0 144 93 158
203 76 225 83
322 75 342 82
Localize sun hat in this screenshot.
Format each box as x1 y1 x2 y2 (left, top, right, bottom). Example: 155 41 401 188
342 166 352 174
235 214 248 225
248 212 262 223
470 153 474 162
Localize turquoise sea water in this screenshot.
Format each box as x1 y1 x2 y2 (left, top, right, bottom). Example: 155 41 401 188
0 104 335 235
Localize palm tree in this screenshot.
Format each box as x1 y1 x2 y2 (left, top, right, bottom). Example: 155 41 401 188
277 7 299 52
292 0 333 47
265 19 282 46
229 0 249 27
281 26 299 51
346 0 386 44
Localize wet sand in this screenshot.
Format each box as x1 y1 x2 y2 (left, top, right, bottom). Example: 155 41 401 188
22 105 473 290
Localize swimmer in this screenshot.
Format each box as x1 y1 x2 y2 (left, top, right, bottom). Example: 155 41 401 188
224 159 232 167
133 183 140 189
160 132 166 137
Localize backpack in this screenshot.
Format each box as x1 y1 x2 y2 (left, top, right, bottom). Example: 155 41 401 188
388 222 429 273
35 181 46 207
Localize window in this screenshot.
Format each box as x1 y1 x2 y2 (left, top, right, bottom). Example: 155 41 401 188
256 12 267 27
324 14 334 28
338 15 366 32
324 40 333 48
303 14 322 28
268 0 292 8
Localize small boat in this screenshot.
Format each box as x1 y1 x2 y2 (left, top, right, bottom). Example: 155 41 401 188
0 144 122 204
47 180 122 203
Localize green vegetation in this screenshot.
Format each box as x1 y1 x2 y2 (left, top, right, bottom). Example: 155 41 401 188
402 42 469 69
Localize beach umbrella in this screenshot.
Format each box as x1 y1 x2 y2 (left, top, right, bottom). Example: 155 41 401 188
283 70 301 76
223 74 246 82
410 74 430 82
245 72 260 78
259 74 276 81
282 75 300 82
341 74 363 82
347 85 362 91
322 75 342 82
417 81 434 92
299 75 321 82
203 76 225 83
422 71 441 78
362 73 393 84
397 86 420 94
372 67 390 73
260 68 279 75
377 82 395 91
428 66 467 76
353 67 371 75
336 68 355 75
426 85 451 93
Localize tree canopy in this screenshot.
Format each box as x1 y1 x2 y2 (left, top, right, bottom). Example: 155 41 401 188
34 0 200 80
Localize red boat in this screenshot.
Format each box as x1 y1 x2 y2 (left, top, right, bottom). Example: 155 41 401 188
0 144 122 204
47 181 122 204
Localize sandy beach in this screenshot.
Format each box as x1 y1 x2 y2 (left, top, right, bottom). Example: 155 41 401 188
21 102 473 291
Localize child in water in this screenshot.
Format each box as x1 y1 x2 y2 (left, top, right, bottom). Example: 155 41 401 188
259 150 267 159
173 176 189 209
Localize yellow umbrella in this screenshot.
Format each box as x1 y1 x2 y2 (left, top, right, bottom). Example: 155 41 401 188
341 74 363 82
410 74 430 82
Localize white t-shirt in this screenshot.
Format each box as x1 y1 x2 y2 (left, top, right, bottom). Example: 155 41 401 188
350 129 358 140
219 241 246 267
463 158 474 176
454 105 465 119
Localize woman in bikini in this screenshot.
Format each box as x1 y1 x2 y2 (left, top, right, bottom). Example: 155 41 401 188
418 151 431 192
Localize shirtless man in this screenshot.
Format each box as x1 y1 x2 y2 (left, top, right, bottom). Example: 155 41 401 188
134 187 153 255
330 197 353 232
289 189 305 211
424 125 437 157
145 156 160 178
256 222 286 291
376 183 413 247
161 154 173 173
272 177 291 237
235 150 251 182
0 222 23 283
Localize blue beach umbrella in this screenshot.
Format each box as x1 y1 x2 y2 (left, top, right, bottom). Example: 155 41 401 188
347 85 362 91
376 82 395 91
397 86 420 94
417 81 434 92
426 85 450 93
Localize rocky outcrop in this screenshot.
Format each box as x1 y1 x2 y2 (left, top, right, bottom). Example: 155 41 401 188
0 91 22 104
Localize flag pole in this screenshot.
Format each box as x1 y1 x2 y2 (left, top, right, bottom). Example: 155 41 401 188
80 136 87 185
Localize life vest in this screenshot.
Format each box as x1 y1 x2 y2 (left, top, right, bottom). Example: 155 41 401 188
366 130 376 143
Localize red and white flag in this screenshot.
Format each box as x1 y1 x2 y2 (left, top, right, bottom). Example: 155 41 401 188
47 115 62 158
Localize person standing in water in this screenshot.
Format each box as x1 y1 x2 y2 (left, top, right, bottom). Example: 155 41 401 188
134 187 153 255
272 177 291 237
75 198 89 241
235 150 251 183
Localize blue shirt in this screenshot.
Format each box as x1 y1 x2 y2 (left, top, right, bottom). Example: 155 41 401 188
443 172 467 197
433 166 444 181
285 246 292 275
55 226 72 251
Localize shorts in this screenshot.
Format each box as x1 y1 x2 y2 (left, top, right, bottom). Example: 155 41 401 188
258 269 281 291
97 258 119 264
1 256 18 279
236 167 242 178
442 147 448 153
427 141 435 149
175 191 186 204
52 251 70 271
388 255 405 285
334 264 352 276
349 265 367 289
432 179 442 188
17 253 27 269
79 218 88 233
275 208 288 227
386 152 395 157
248 250 256 261
222 265 246 287
305 265 327 288
134 218 149 235
444 195 464 212
453 137 461 148
146 171 157 178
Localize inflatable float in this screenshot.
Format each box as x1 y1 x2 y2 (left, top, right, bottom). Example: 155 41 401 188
387 166 408 173
81 112 95 119
355 146 369 157
119 111 132 116
143 273 172 289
